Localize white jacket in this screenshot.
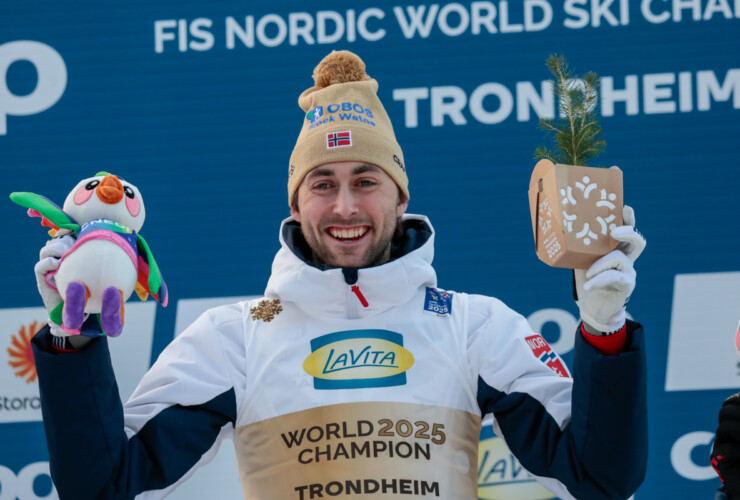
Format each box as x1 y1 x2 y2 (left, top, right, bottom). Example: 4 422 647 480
33 214 647 500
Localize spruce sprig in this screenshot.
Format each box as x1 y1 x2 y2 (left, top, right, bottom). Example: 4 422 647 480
535 54 605 166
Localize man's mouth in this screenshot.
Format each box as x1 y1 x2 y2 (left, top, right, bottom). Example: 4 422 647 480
326 226 370 241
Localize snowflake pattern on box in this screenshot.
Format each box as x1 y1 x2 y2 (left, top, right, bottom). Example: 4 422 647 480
560 175 618 246
538 197 562 260
538 198 553 235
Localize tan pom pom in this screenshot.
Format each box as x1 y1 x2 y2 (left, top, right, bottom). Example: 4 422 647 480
312 50 370 89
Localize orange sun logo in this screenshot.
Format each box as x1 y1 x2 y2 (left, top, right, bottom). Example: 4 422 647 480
8 321 39 384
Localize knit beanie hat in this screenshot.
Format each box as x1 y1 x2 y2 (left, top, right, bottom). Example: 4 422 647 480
288 50 408 206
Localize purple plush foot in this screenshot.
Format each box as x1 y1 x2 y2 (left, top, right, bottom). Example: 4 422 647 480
63 282 86 330
101 287 123 337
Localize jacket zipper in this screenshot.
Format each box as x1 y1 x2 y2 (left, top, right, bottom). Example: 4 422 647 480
347 286 358 319
351 285 369 308
341 268 368 319
346 285 369 319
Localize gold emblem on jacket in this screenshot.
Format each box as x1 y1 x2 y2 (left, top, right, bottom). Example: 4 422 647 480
250 299 283 322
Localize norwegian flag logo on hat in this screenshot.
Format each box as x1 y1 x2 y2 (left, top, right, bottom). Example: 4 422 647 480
326 131 352 149
525 334 570 378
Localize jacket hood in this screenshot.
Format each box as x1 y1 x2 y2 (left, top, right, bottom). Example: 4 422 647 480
264 214 437 319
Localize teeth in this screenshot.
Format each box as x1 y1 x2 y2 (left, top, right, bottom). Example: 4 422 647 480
330 227 368 239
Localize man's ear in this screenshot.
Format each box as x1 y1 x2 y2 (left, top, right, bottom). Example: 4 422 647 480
290 204 302 222
396 196 409 218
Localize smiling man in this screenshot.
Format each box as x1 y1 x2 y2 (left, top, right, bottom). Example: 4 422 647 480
291 161 407 268
32 50 648 500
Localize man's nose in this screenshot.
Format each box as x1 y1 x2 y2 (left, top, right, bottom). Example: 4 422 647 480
333 186 359 218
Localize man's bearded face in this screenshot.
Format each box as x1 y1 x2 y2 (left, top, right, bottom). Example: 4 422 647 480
291 161 408 268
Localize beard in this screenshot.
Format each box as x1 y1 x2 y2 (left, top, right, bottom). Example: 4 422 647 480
300 215 399 269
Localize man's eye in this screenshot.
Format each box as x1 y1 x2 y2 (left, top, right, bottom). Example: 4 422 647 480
313 182 331 190
358 179 377 187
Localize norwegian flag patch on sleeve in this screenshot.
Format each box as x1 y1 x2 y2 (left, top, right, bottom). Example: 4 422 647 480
525 334 570 378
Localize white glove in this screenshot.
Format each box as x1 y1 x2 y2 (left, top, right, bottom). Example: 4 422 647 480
34 235 75 337
575 205 646 333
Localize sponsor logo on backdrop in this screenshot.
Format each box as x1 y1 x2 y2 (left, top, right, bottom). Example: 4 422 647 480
0 305 157 424
0 395 40 412
478 430 555 499
0 462 57 500
671 431 717 481
423 287 452 317
7 321 39 384
666 272 740 391
0 41 67 135
1 312 45 421
303 330 414 389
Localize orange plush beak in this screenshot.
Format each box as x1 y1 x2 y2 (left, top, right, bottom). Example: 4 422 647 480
96 174 124 204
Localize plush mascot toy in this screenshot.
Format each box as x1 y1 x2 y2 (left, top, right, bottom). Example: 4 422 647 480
10 172 167 337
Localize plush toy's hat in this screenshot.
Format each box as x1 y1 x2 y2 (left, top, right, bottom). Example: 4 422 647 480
288 50 408 206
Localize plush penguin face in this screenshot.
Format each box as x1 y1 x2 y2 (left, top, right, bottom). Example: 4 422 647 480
62 173 146 232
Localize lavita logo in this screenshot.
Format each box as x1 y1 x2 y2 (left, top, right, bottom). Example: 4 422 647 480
0 41 67 135
477 425 555 500
303 329 414 389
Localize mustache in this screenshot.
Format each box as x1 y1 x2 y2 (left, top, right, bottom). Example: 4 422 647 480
320 218 372 228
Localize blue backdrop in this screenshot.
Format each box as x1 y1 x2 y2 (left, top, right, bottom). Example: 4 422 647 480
1 1 739 499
